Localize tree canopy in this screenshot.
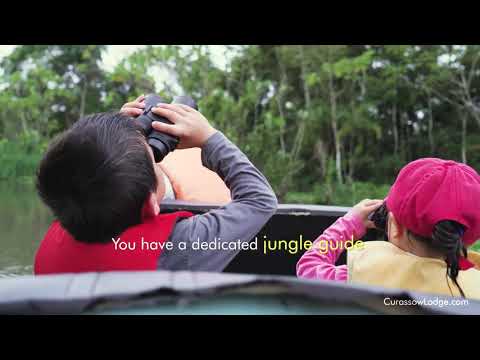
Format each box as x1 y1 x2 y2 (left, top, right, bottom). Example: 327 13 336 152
1 45 479 205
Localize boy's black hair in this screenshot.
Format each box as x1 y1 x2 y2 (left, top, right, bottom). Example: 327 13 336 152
36 112 157 243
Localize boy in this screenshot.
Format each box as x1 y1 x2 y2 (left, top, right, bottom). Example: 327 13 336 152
34 99 277 274
120 95 231 205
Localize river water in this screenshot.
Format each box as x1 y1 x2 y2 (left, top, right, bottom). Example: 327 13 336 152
0 182 52 278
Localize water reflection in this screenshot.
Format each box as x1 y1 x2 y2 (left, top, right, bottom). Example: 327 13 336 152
0 181 53 277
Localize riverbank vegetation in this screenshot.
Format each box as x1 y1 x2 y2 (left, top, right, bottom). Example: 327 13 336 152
1 45 480 207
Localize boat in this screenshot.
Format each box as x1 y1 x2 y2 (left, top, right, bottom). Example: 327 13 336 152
0 201 478 315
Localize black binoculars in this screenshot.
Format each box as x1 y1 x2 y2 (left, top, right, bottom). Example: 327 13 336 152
368 202 388 231
136 93 198 162
368 202 389 240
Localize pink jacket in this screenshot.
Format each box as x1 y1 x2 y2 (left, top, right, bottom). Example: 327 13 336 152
296 212 367 281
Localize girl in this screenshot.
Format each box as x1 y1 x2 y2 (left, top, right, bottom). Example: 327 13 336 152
297 158 480 300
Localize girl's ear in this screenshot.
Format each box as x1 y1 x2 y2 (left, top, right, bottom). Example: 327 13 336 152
141 192 160 220
388 212 403 242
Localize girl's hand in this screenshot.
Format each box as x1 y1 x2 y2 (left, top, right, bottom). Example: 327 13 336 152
120 95 145 117
349 199 384 229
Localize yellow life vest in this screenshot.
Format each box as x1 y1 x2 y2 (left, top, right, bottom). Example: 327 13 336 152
347 241 480 300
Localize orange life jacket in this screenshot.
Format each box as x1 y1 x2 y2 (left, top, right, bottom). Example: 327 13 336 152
159 148 231 205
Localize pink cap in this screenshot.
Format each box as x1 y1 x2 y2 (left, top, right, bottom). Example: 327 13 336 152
385 158 480 245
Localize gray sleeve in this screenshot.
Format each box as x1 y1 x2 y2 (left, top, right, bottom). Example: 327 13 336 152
157 131 278 272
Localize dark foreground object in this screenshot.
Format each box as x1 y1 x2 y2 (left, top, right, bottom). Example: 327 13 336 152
1 270 478 315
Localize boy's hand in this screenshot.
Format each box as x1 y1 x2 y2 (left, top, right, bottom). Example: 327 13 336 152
151 103 217 149
120 95 145 117
349 199 383 229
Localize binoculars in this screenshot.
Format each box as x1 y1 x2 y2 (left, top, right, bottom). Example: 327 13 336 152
368 202 389 241
136 93 198 162
368 203 388 231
